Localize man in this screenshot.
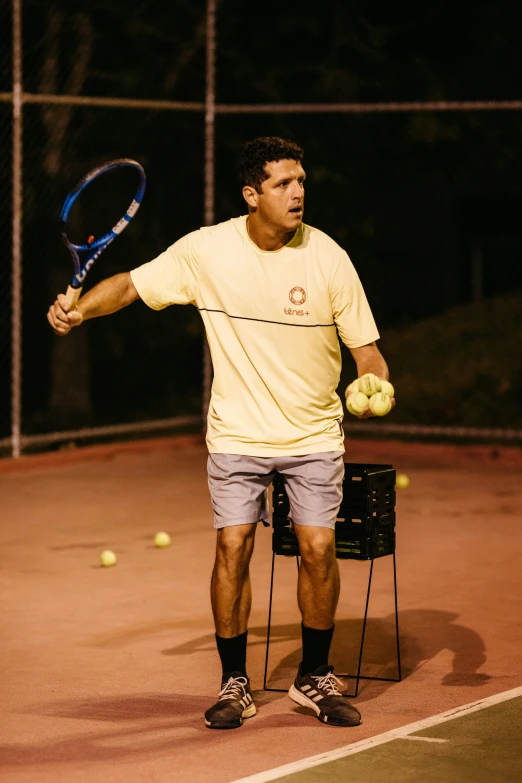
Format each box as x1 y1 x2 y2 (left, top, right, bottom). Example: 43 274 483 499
48 136 391 730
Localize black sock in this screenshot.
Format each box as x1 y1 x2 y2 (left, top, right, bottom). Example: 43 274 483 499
301 623 335 675
215 631 248 679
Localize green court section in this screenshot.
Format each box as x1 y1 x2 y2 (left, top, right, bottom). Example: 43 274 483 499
276 697 522 783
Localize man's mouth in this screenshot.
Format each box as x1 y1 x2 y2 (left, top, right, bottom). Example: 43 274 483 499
289 206 303 215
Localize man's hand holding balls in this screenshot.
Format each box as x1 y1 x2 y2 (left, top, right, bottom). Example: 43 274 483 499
345 373 395 418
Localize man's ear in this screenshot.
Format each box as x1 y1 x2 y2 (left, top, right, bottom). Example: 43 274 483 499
242 185 259 209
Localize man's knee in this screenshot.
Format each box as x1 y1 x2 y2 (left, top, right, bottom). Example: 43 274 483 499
215 524 256 569
296 526 336 566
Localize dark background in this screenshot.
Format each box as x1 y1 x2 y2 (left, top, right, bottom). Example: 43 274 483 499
1 0 521 438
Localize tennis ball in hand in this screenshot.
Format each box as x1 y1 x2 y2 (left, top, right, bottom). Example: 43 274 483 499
369 392 392 416
380 380 395 398
346 380 360 396
154 531 171 548
396 474 410 489
358 373 381 396
100 550 116 567
347 391 370 416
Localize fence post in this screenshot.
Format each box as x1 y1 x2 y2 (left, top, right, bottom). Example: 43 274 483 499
11 0 23 458
202 0 216 428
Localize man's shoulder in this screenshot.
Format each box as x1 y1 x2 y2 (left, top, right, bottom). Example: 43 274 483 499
167 217 244 258
199 216 246 240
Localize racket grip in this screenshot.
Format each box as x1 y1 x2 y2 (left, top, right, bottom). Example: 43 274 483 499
64 285 82 310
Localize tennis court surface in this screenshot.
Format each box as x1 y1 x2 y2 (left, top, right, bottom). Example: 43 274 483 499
233 690 522 783
1 435 521 782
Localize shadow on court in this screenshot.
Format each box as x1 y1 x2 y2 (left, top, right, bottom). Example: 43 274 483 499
161 609 491 701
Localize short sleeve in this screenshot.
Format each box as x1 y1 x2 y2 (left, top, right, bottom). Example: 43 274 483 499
330 251 380 348
130 230 200 310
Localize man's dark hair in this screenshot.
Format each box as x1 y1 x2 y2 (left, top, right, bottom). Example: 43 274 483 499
236 136 304 193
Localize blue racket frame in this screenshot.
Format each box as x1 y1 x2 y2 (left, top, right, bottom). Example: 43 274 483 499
60 158 146 291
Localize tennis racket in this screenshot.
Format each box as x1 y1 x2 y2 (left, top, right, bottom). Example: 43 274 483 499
60 158 146 309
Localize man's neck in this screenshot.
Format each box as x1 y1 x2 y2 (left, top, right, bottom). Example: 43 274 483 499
246 216 296 252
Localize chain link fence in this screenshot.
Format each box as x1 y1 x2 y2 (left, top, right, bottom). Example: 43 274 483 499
1 0 208 455
2 0 522 456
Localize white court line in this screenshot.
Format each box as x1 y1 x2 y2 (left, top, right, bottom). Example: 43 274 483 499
401 735 448 743
230 686 522 783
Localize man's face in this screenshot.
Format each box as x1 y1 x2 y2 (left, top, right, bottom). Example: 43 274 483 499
248 159 306 231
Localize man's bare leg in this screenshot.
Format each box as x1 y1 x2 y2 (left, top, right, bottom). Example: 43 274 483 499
205 523 258 730
289 524 361 726
211 522 256 637
295 525 339 630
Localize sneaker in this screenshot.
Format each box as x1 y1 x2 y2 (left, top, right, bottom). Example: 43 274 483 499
289 664 362 727
204 672 256 729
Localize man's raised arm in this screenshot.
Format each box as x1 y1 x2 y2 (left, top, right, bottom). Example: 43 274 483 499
47 272 140 336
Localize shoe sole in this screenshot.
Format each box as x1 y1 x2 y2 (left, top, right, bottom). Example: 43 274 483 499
288 684 361 727
205 702 256 729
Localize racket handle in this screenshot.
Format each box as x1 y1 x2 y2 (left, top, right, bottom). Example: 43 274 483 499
64 285 82 310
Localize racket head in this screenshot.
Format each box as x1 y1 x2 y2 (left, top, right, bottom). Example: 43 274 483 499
60 158 146 287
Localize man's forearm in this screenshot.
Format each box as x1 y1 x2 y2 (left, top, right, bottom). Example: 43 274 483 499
356 354 389 380
77 272 140 321
350 342 389 380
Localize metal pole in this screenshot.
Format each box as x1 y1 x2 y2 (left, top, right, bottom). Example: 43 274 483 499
263 552 276 690
202 0 216 428
352 558 374 698
393 552 402 681
204 0 216 228
11 0 23 458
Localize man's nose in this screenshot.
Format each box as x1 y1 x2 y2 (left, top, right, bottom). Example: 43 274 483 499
291 181 304 199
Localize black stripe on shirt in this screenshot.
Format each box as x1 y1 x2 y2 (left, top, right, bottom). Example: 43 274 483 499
197 307 335 328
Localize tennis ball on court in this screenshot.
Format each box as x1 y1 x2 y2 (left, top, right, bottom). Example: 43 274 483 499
379 380 395 398
369 393 392 416
358 373 381 396
100 550 116 567
154 531 171 548
347 391 369 416
346 379 360 396
396 474 410 489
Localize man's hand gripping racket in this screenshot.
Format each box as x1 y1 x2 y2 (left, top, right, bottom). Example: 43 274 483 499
47 158 146 335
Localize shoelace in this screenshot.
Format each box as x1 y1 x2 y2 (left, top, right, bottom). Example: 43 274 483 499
218 676 248 701
312 671 344 697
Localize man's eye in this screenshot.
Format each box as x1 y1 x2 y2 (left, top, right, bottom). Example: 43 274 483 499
279 182 288 187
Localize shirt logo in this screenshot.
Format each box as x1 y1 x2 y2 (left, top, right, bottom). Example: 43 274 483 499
289 286 306 305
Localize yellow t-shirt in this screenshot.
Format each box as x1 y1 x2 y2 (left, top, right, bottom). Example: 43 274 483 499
130 215 379 456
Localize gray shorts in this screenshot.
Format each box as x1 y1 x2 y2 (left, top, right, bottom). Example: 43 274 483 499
207 452 344 530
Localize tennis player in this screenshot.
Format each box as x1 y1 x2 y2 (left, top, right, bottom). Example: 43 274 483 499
48 137 392 729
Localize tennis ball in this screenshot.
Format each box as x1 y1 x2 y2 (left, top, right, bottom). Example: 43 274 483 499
347 391 369 416
100 550 116 567
154 531 171 548
369 393 392 416
379 380 395 398
396 474 410 489
358 373 381 396
346 380 360 396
